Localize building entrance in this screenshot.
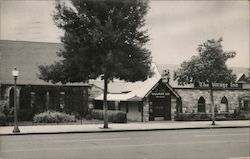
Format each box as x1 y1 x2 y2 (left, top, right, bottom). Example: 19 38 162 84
149 82 172 121
151 96 171 120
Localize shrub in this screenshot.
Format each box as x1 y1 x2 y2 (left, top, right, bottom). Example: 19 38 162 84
0 101 12 124
85 114 93 120
91 109 127 123
175 113 211 121
18 109 35 121
238 111 250 120
175 112 250 121
33 111 76 123
0 101 10 116
216 112 234 121
0 113 6 126
196 113 211 120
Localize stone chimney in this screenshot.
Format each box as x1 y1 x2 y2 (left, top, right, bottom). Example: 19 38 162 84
162 69 170 83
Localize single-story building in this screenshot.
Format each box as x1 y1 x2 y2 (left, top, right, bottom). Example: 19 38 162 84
93 64 250 122
0 40 89 120
1 40 249 122
94 64 181 122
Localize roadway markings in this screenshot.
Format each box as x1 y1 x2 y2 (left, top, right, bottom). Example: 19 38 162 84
229 157 250 159
195 133 249 137
52 137 131 142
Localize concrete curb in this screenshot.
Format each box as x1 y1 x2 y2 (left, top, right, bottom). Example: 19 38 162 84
1 125 249 136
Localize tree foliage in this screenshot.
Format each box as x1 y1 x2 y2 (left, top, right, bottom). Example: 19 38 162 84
174 38 237 85
38 0 152 84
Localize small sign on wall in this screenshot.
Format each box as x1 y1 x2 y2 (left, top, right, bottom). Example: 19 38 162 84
151 92 170 98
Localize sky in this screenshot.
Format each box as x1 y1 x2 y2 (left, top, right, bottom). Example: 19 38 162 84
0 0 249 68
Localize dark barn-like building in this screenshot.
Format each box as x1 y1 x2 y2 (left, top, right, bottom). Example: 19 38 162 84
0 40 89 120
0 40 249 122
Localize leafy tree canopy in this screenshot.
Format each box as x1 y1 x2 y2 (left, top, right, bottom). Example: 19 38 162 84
174 38 237 85
39 0 152 84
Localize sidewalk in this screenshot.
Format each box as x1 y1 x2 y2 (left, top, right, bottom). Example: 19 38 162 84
0 120 249 136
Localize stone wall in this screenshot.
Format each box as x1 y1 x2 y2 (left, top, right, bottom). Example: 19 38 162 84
175 88 250 113
171 96 177 120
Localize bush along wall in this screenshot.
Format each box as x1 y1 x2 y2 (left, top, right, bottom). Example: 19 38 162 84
0 100 10 125
0 113 6 126
91 109 127 123
33 111 76 123
175 113 211 121
175 111 250 121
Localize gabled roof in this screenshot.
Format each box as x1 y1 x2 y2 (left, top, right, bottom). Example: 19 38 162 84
0 40 88 86
236 73 248 83
95 63 162 101
0 40 248 89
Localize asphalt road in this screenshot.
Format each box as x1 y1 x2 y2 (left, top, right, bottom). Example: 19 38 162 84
0 128 249 159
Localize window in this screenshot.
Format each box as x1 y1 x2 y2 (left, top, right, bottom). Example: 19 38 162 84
9 88 14 108
220 96 228 112
239 96 250 111
59 92 65 109
198 97 206 112
243 100 249 111
108 101 115 110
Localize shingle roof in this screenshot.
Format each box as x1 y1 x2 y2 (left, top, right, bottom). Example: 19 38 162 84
0 40 248 89
95 63 162 101
236 73 249 83
92 63 249 94
0 40 87 86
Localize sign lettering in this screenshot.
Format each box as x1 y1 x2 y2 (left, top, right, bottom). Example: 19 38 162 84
151 92 170 98
195 82 242 89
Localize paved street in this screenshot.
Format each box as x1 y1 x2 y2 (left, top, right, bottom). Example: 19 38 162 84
0 128 249 159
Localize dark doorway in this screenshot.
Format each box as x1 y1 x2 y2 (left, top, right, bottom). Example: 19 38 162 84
151 95 171 120
149 82 172 121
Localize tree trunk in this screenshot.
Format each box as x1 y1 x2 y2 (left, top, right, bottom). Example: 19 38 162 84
210 86 215 125
103 75 108 128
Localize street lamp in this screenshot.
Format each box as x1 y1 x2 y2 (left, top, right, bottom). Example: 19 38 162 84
12 67 20 133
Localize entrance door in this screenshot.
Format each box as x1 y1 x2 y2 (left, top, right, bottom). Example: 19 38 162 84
151 95 171 120
153 99 165 117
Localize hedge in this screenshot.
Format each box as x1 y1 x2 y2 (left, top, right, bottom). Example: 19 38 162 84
19 108 36 121
33 110 76 123
91 109 127 123
0 113 6 126
175 112 250 121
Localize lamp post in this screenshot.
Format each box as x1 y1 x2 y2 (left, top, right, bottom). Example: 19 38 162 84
12 67 20 133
